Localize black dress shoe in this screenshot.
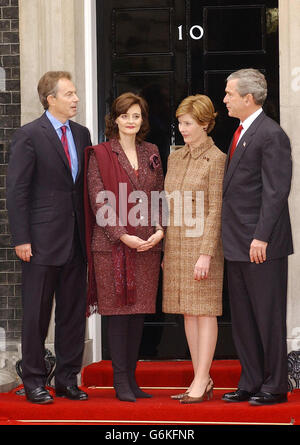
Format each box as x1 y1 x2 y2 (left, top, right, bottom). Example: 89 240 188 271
249 392 287 406
25 386 53 404
222 389 255 402
55 385 88 400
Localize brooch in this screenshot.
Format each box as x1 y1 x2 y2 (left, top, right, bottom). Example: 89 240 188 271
149 154 160 170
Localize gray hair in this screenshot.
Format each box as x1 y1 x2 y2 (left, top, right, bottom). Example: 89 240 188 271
227 68 267 106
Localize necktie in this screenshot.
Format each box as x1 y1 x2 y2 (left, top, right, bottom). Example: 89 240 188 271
229 124 243 160
61 125 71 169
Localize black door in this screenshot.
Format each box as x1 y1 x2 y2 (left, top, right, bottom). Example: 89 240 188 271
96 0 279 360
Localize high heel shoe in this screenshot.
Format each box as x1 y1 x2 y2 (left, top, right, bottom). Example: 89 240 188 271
173 376 213 400
170 391 189 400
180 378 214 404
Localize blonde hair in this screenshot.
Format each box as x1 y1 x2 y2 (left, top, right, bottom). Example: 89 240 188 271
176 94 217 134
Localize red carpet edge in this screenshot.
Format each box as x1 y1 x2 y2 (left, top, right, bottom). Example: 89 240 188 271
0 360 299 427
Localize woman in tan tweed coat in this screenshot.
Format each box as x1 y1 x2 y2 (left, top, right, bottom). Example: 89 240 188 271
163 95 226 404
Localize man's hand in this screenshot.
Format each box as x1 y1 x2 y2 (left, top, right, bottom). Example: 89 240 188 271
249 239 268 264
15 243 32 262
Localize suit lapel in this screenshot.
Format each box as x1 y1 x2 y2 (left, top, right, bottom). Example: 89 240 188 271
136 142 149 188
223 111 266 195
40 113 73 177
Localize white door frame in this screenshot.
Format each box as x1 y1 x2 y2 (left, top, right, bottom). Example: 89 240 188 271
84 0 102 363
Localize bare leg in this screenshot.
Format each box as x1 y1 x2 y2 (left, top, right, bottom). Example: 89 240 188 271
184 314 199 392
184 315 218 398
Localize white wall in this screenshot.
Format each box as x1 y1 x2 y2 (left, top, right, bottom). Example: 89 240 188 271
279 0 300 352
19 0 101 363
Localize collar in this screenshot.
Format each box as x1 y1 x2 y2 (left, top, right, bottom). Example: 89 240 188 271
181 136 214 159
240 107 263 132
46 110 70 130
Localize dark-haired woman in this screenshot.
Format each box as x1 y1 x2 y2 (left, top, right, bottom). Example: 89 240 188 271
85 92 164 401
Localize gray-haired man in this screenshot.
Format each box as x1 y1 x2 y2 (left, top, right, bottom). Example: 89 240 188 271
221 68 293 406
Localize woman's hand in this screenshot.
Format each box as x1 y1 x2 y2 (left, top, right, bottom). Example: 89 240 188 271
194 254 211 281
136 230 164 252
120 234 148 250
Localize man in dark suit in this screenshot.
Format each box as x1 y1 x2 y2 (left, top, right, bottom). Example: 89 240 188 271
221 68 293 406
7 71 92 404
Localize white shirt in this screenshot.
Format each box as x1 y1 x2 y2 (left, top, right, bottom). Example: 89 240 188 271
237 107 263 145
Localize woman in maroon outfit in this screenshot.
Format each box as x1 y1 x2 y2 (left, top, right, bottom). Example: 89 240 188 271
85 93 164 401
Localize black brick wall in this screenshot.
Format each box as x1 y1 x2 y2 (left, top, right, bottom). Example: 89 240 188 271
0 0 21 341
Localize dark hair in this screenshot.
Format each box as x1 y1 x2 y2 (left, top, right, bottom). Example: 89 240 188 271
105 92 149 142
37 71 72 110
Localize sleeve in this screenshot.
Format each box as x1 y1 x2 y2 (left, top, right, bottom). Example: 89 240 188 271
87 152 128 242
199 152 226 256
85 127 92 147
6 129 36 246
151 144 166 231
254 128 292 242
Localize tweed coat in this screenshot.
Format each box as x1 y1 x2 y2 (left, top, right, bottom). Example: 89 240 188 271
87 138 164 315
162 137 226 316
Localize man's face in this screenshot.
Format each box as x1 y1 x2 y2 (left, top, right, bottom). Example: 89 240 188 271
223 79 248 120
48 78 79 122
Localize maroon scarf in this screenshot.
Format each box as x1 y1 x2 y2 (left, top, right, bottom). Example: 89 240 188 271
84 141 136 316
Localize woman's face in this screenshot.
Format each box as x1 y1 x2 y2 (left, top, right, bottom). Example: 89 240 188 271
115 103 143 137
178 113 207 146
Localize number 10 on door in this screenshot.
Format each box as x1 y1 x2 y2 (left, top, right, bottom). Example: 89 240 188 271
178 25 204 40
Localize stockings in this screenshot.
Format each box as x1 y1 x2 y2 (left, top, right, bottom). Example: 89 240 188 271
107 313 151 401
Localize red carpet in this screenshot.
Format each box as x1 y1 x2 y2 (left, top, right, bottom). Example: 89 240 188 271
0 360 299 428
